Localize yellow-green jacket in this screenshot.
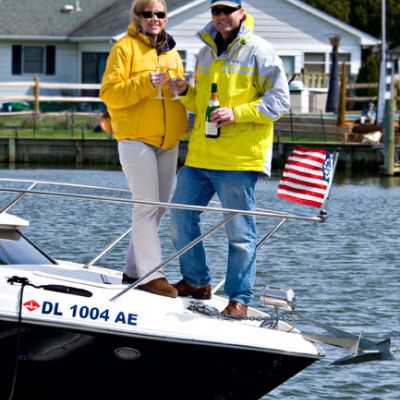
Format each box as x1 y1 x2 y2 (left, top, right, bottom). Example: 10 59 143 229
100 24 188 149
180 14 290 175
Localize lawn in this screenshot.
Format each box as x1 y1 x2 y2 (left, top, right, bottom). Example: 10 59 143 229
0 112 111 139
0 112 340 143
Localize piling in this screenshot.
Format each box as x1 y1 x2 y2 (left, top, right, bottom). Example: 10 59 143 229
382 99 395 175
337 62 346 127
8 138 16 164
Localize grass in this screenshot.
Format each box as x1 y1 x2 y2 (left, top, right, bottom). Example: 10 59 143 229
0 112 340 143
0 112 111 139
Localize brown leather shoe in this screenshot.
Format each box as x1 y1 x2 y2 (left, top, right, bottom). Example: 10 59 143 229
173 279 211 299
221 300 248 318
138 278 178 298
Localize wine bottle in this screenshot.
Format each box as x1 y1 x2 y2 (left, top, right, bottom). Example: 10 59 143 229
205 83 220 138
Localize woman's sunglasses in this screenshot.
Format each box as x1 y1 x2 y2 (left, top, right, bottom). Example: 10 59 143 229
141 11 166 19
211 6 240 16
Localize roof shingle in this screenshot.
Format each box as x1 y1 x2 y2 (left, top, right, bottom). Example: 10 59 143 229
0 0 190 39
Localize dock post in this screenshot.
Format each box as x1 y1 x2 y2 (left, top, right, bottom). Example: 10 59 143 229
8 138 16 165
382 98 394 176
75 140 83 167
337 62 346 127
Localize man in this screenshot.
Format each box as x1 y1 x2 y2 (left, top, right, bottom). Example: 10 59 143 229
168 0 290 317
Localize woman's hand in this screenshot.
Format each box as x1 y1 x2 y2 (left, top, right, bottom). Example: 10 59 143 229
150 71 166 88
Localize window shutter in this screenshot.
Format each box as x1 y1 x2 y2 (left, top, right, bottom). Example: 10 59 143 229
12 45 22 75
46 45 56 75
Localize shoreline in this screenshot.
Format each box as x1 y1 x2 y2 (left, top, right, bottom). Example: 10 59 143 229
0 137 397 174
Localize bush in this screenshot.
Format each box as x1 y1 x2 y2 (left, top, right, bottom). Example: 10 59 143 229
86 113 103 131
54 112 73 129
356 54 380 97
21 114 43 129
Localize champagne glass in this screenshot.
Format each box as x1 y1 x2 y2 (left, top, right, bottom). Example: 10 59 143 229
153 56 166 100
168 69 182 100
168 55 183 100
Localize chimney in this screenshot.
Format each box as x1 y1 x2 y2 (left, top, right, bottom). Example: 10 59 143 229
60 2 82 13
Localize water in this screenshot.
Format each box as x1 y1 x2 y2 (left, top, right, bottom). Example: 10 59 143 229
0 167 399 399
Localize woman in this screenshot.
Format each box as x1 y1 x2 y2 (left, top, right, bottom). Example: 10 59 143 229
100 0 188 297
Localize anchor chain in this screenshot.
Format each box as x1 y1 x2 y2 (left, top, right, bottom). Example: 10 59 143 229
187 301 276 324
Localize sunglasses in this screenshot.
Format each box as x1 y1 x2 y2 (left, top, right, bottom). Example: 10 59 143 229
141 11 166 19
211 6 240 16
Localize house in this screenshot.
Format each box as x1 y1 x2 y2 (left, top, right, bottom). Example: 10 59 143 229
0 0 379 111
0 0 133 105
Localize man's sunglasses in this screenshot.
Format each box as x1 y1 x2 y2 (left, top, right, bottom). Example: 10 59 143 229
141 11 166 19
211 6 240 16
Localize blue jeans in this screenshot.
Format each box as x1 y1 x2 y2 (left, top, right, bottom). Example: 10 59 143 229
170 166 259 305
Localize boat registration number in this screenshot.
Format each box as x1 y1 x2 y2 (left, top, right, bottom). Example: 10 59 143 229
23 299 138 326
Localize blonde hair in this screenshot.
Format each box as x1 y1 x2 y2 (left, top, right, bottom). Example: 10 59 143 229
130 0 168 28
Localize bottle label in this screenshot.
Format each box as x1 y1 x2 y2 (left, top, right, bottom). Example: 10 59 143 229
205 121 219 137
205 102 219 138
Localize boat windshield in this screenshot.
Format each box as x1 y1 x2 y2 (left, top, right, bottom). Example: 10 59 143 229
0 229 55 265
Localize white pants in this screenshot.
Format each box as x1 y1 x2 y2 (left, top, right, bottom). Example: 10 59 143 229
118 140 178 283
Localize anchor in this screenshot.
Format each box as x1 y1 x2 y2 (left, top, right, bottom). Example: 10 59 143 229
260 286 394 365
299 313 394 365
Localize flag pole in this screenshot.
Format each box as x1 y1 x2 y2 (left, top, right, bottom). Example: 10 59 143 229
377 0 386 125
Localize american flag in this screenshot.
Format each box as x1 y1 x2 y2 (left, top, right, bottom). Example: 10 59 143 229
277 145 333 208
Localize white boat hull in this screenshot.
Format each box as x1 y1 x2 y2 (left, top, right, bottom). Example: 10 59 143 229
0 263 322 399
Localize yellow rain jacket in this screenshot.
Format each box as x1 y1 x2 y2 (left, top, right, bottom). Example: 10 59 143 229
100 24 188 149
180 14 290 175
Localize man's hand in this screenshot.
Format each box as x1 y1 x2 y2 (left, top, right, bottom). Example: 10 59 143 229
167 77 188 95
211 107 235 127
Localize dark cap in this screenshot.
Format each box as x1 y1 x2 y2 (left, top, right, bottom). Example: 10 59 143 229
210 0 242 8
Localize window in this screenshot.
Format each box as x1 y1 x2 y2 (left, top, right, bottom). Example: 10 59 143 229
24 46 44 73
304 53 325 73
281 56 295 74
0 230 54 265
82 52 108 84
81 52 108 99
12 45 56 75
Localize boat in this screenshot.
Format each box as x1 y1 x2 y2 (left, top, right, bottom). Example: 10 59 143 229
0 165 393 399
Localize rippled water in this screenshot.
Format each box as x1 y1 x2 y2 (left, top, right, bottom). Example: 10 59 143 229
0 168 399 399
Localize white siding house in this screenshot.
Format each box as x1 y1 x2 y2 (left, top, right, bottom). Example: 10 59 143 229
0 0 379 112
164 0 378 81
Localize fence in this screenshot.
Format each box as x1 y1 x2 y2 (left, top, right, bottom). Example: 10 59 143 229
289 72 330 89
1 75 398 121
0 78 102 113
0 73 335 112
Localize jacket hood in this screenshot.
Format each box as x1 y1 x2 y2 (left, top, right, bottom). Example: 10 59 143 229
127 23 176 54
197 12 254 48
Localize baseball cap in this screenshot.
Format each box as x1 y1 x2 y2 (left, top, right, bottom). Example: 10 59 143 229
210 0 242 8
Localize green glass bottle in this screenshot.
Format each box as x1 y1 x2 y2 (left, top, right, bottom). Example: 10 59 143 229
205 83 220 138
